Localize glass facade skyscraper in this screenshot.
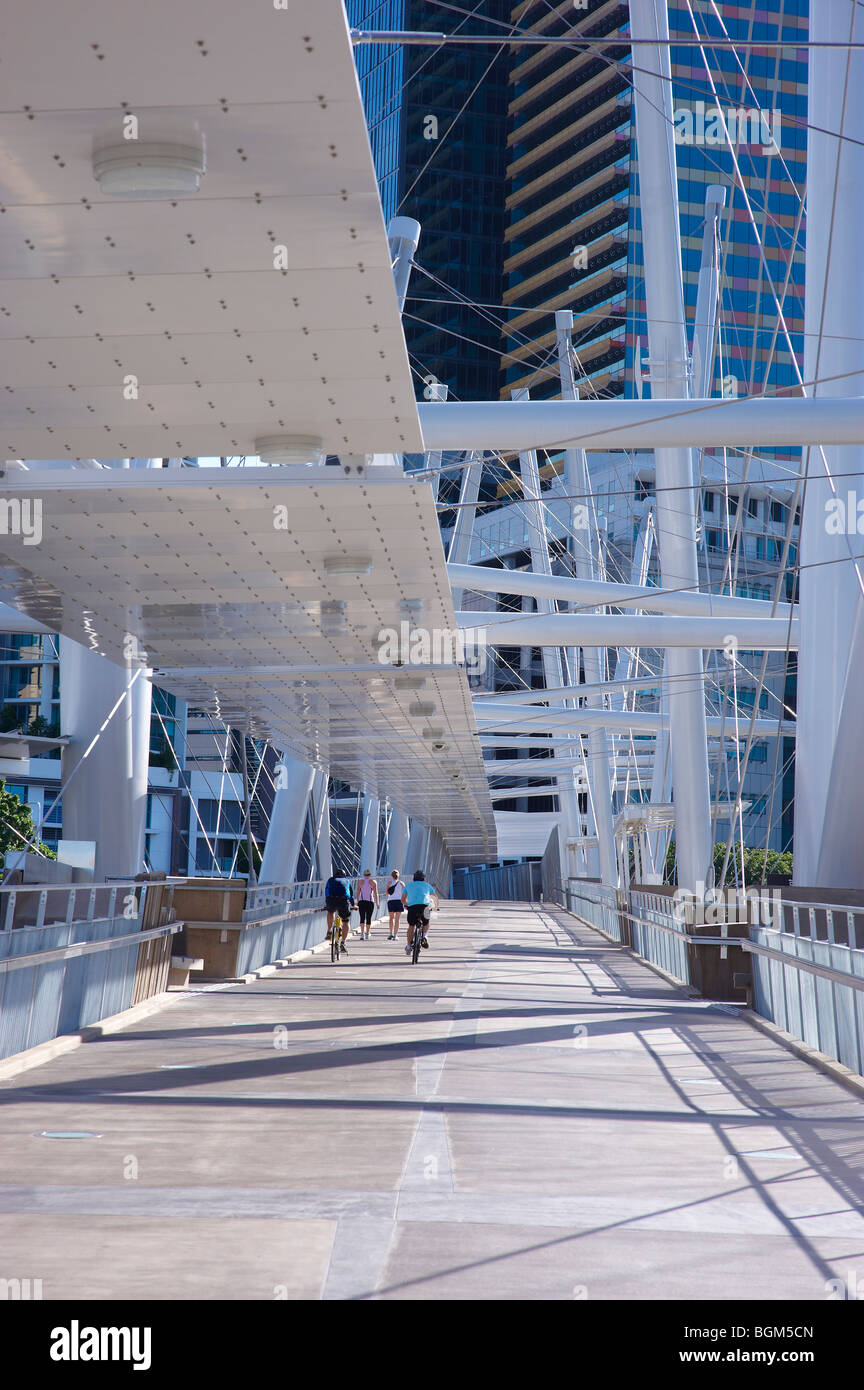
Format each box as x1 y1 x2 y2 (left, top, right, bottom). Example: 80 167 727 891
502 0 631 401
348 0 511 402
628 1 807 406
350 0 808 853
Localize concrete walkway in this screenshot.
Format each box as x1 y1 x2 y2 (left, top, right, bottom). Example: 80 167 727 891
1 901 863 1300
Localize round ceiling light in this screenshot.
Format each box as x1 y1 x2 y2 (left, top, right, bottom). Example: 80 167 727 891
254 435 326 466
421 726 445 741
93 141 206 198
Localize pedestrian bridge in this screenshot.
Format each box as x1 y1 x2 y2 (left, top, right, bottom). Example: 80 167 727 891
2 899 862 1301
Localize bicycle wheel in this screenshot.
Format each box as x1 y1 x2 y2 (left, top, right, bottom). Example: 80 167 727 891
331 917 341 963
412 920 423 964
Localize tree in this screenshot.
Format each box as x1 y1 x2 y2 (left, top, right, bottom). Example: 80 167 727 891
0 780 56 863
149 732 178 771
663 840 793 887
235 841 262 877
0 705 20 733
712 842 794 885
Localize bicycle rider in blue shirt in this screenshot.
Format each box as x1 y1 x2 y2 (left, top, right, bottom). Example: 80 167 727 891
403 870 438 954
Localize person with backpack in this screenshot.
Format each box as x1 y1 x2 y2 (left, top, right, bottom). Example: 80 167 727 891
385 869 405 939
324 872 353 955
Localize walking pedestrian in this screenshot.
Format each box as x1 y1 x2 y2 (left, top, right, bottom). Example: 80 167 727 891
355 868 379 939
385 869 405 939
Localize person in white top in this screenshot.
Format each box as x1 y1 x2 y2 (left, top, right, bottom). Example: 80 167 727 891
385 869 406 940
355 869 379 940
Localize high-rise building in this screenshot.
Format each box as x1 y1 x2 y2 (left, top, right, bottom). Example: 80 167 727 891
349 0 511 402
350 0 806 865
0 637 254 877
502 0 631 400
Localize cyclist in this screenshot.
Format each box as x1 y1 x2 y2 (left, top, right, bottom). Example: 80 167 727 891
355 869 379 939
325 872 353 955
385 869 405 939
403 870 438 954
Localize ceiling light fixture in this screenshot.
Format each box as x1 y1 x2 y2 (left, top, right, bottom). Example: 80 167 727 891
254 434 325 466
409 701 437 718
323 554 373 576
393 674 426 691
93 141 206 198
320 600 346 634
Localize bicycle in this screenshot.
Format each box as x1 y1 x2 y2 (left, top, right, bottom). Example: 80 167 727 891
330 913 343 963
410 907 429 964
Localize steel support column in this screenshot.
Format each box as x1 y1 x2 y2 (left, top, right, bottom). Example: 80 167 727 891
629 0 713 892
359 794 380 873
59 638 151 880
554 316 617 883
309 769 332 880
404 819 430 878
511 386 584 872
259 754 315 885
385 808 410 874
796 0 864 886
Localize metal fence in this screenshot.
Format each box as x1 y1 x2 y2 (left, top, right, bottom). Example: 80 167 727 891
749 900 864 1078
0 895 179 1061
628 888 691 986
550 875 864 1078
245 878 325 918
235 905 328 976
0 881 150 932
563 880 623 943
452 862 542 901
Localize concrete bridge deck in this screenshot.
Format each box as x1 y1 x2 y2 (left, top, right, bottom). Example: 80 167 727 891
1 901 863 1301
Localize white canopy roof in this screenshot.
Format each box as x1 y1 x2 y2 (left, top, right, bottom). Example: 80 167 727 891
0 0 422 458
0 465 496 863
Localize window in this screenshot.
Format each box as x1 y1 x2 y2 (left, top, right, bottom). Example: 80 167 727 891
771 500 787 524
703 490 715 512
748 497 760 519
195 839 238 874
197 799 243 835
750 743 768 763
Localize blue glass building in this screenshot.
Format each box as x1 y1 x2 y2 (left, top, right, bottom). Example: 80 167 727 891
348 0 511 402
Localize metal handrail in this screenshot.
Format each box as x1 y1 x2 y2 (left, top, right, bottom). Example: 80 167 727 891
0 919 181 974
562 881 864 989
740 937 864 993
0 880 154 932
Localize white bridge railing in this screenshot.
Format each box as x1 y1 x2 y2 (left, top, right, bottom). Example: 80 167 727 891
557 880 864 1079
